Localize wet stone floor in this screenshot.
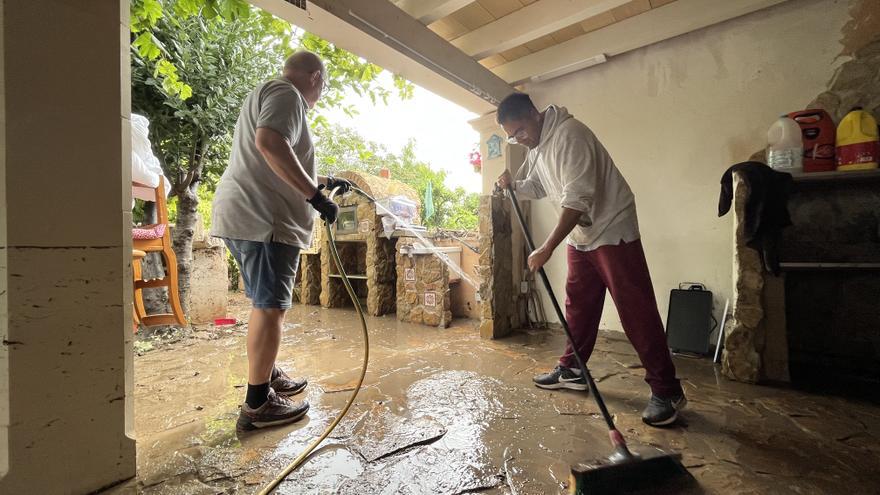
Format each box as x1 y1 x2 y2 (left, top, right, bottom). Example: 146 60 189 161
106 294 880 494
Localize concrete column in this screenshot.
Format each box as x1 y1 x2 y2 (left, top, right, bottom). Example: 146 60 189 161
470 112 529 337
0 0 135 492
0 0 8 479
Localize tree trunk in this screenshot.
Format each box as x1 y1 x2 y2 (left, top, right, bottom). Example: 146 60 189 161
171 136 208 321
173 185 199 318
143 201 157 225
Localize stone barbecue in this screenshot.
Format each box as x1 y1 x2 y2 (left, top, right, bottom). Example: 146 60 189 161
295 171 479 328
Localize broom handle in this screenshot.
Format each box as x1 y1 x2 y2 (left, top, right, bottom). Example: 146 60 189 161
506 185 617 431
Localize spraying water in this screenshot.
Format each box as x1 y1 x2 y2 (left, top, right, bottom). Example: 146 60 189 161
365 194 478 288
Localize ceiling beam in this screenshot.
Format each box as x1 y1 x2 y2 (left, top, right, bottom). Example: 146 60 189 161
452 0 631 60
492 0 790 85
395 0 474 24
248 0 513 113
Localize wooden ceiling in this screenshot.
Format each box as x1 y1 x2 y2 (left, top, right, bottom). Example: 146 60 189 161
389 0 787 86
269 0 790 110
395 0 678 70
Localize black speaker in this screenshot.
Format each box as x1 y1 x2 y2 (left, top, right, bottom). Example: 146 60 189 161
666 284 713 355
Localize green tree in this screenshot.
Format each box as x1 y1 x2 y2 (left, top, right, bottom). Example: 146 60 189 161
445 192 480 231
133 11 286 314
131 1 413 315
130 0 412 120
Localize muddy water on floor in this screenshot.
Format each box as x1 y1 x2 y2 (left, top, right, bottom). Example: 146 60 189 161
107 295 880 494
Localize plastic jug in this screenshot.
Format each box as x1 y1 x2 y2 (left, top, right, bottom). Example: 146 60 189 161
767 115 803 172
836 107 879 171
787 109 836 172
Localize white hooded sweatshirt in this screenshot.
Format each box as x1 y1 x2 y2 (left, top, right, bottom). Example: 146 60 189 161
514 105 640 251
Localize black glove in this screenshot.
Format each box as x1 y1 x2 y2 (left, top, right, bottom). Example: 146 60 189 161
322 175 352 194
307 190 339 224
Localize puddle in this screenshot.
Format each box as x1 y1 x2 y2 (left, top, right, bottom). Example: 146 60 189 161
352 413 447 462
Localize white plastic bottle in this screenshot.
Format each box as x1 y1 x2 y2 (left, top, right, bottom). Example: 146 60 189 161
767 115 804 172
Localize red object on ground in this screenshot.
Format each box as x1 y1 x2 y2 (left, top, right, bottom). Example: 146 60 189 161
787 109 836 172
214 317 237 326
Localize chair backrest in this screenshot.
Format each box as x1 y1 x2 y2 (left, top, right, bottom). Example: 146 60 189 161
133 176 170 226
154 176 169 226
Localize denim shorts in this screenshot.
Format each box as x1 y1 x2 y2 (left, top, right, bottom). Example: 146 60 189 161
224 238 301 310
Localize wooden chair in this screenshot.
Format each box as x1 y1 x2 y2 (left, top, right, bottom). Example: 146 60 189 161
132 249 146 331
132 176 186 326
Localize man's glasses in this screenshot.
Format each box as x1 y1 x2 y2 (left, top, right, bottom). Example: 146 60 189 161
507 127 527 144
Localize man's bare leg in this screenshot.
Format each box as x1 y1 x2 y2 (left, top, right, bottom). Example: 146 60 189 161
246 307 285 406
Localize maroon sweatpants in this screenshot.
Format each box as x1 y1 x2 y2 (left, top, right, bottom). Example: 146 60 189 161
559 240 681 398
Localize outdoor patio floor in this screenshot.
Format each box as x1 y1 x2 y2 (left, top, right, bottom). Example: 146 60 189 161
104 293 880 494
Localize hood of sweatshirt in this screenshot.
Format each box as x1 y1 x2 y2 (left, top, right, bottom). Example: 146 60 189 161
535 105 573 152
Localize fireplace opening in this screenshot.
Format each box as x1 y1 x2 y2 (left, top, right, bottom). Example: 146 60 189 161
785 269 880 401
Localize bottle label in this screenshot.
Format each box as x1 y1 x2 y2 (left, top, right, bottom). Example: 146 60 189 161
837 141 879 167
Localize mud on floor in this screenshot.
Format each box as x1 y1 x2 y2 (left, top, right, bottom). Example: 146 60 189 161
105 293 880 494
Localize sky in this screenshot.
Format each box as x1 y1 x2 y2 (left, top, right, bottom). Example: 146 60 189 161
320 72 483 193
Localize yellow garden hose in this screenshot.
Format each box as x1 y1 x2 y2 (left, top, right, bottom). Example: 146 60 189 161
257 187 370 494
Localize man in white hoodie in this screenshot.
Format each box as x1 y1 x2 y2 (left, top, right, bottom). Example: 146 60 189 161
495 93 685 426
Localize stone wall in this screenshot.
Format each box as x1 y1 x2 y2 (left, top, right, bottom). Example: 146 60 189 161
722 175 763 383
367 236 397 316
809 38 880 124
396 239 452 328
477 194 515 339
299 253 321 305
723 10 880 384
186 215 227 324
320 240 361 308
317 187 398 316
188 243 227 323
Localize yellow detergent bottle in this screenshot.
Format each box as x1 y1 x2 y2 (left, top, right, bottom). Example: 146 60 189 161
836 107 879 171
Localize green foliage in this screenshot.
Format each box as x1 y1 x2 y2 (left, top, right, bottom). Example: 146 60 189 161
130 0 414 110
131 1 415 197
131 0 257 99
166 185 215 229
315 124 479 231
445 191 480 231
299 33 413 130
132 7 289 195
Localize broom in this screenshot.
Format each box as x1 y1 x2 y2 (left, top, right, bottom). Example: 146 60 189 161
504 184 695 494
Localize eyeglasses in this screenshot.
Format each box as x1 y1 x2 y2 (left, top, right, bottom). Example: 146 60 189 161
506 127 527 144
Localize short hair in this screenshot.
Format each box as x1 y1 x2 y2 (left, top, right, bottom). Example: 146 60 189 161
497 92 537 124
283 50 326 78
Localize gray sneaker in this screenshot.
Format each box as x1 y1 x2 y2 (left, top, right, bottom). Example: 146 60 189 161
271 366 307 396
533 364 588 391
641 393 687 427
237 389 309 432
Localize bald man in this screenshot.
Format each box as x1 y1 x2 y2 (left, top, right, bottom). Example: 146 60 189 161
212 51 351 432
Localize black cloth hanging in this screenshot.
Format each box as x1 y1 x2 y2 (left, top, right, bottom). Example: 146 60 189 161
718 161 793 274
